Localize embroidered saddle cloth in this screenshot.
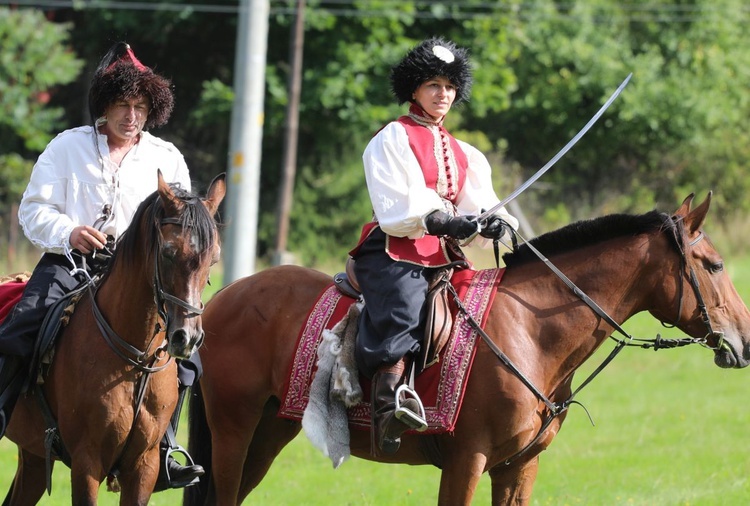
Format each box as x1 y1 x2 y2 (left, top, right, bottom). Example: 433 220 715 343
278 267 504 433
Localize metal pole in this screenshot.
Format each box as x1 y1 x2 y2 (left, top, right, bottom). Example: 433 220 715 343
273 0 306 266
223 0 269 284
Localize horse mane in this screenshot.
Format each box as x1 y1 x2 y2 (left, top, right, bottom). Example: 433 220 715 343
110 183 218 272
502 210 679 267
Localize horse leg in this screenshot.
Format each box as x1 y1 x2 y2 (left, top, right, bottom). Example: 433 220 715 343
69 457 104 506
436 449 487 506
208 398 266 506
488 457 539 505
115 451 160 506
2 448 48 506
237 399 301 502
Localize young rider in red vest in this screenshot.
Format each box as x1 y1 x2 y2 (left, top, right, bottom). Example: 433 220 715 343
349 37 519 454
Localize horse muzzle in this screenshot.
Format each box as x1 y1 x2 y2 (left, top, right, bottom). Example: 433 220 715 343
712 333 750 369
166 327 204 359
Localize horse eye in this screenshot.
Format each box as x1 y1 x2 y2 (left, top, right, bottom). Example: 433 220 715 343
708 261 724 274
162 244 177 261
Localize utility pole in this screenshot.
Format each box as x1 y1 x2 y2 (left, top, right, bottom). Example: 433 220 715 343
272 0 306 266
223 0 269 284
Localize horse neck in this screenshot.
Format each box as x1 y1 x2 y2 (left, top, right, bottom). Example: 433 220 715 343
95 256 160 348
518 232 680 382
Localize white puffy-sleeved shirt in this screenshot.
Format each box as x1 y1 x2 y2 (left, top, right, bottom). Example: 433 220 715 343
363 120 519 246
19 126 191 254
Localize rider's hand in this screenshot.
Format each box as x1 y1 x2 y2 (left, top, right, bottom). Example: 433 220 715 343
424 211 478 240
479 215 512 240
69 225 108 255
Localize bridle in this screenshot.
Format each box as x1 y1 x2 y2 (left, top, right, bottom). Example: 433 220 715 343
92 216 205 373
657 227 725 351
153 217 206 344
449 216 724 466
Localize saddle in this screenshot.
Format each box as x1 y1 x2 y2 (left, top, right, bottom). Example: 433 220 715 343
333 257 465 371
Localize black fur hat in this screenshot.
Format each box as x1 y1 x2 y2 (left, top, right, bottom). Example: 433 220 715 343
88 42 174 130
390 37 473 105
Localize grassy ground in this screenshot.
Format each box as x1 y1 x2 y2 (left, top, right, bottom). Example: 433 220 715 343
1 256 750 504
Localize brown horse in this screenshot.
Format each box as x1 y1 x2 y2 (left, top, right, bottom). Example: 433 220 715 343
3 172 225 505
185 193 750 505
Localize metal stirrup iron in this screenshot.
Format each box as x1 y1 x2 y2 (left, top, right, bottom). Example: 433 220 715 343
394 384 427 431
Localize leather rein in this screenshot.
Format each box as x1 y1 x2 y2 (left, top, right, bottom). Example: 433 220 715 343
449 218 724 466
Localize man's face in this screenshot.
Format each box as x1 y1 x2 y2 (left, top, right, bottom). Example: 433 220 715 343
102 96 150 144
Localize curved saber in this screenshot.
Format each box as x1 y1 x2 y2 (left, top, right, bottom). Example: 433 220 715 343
478 73 633 222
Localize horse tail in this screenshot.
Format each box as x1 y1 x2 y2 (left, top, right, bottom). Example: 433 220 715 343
183 380 212 506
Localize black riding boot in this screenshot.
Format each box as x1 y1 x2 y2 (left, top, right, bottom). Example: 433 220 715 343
0 354 24 439
153 384 204 491
371 356 427 455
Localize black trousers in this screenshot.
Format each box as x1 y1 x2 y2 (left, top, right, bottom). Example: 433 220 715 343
352 228 433 379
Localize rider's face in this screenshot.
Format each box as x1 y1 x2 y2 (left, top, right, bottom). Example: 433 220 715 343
412 77 456 120
101 96 150 145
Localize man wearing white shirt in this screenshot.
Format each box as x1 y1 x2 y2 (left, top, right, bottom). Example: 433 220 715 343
0 41 203 490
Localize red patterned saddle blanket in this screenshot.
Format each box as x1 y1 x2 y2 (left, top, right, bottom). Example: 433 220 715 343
278 267 504 434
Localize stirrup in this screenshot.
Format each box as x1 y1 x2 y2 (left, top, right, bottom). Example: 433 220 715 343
394 384 427 432
163 444 200 486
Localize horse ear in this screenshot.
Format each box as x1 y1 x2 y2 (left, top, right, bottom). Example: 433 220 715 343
157 169 184 216
204 172 227 217
683 191 712 234
674 193 695 218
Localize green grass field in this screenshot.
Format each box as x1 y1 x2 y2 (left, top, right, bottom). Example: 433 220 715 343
2 258 750 504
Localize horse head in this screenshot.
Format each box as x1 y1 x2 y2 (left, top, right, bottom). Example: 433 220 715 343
658 192 750 368
154 171 226 359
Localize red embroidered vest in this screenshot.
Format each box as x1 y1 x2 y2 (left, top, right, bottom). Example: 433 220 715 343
352 106 470 267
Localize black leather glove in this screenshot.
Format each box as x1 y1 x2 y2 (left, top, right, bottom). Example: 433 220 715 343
479 215 512 240
424 210 478 240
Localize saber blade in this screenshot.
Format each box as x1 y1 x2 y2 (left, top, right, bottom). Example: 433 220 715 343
479 73 633 222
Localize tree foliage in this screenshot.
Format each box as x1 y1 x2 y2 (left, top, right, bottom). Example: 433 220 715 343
0 8 83 153
0 7 83 255
3 0 750 265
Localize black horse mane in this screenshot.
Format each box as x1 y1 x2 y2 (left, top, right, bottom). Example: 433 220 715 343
112 183 218 272
502 210 680 267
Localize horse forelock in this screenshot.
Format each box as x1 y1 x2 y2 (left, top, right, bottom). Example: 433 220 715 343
108 183 218 276
502 210 675 267
170 185 219 254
